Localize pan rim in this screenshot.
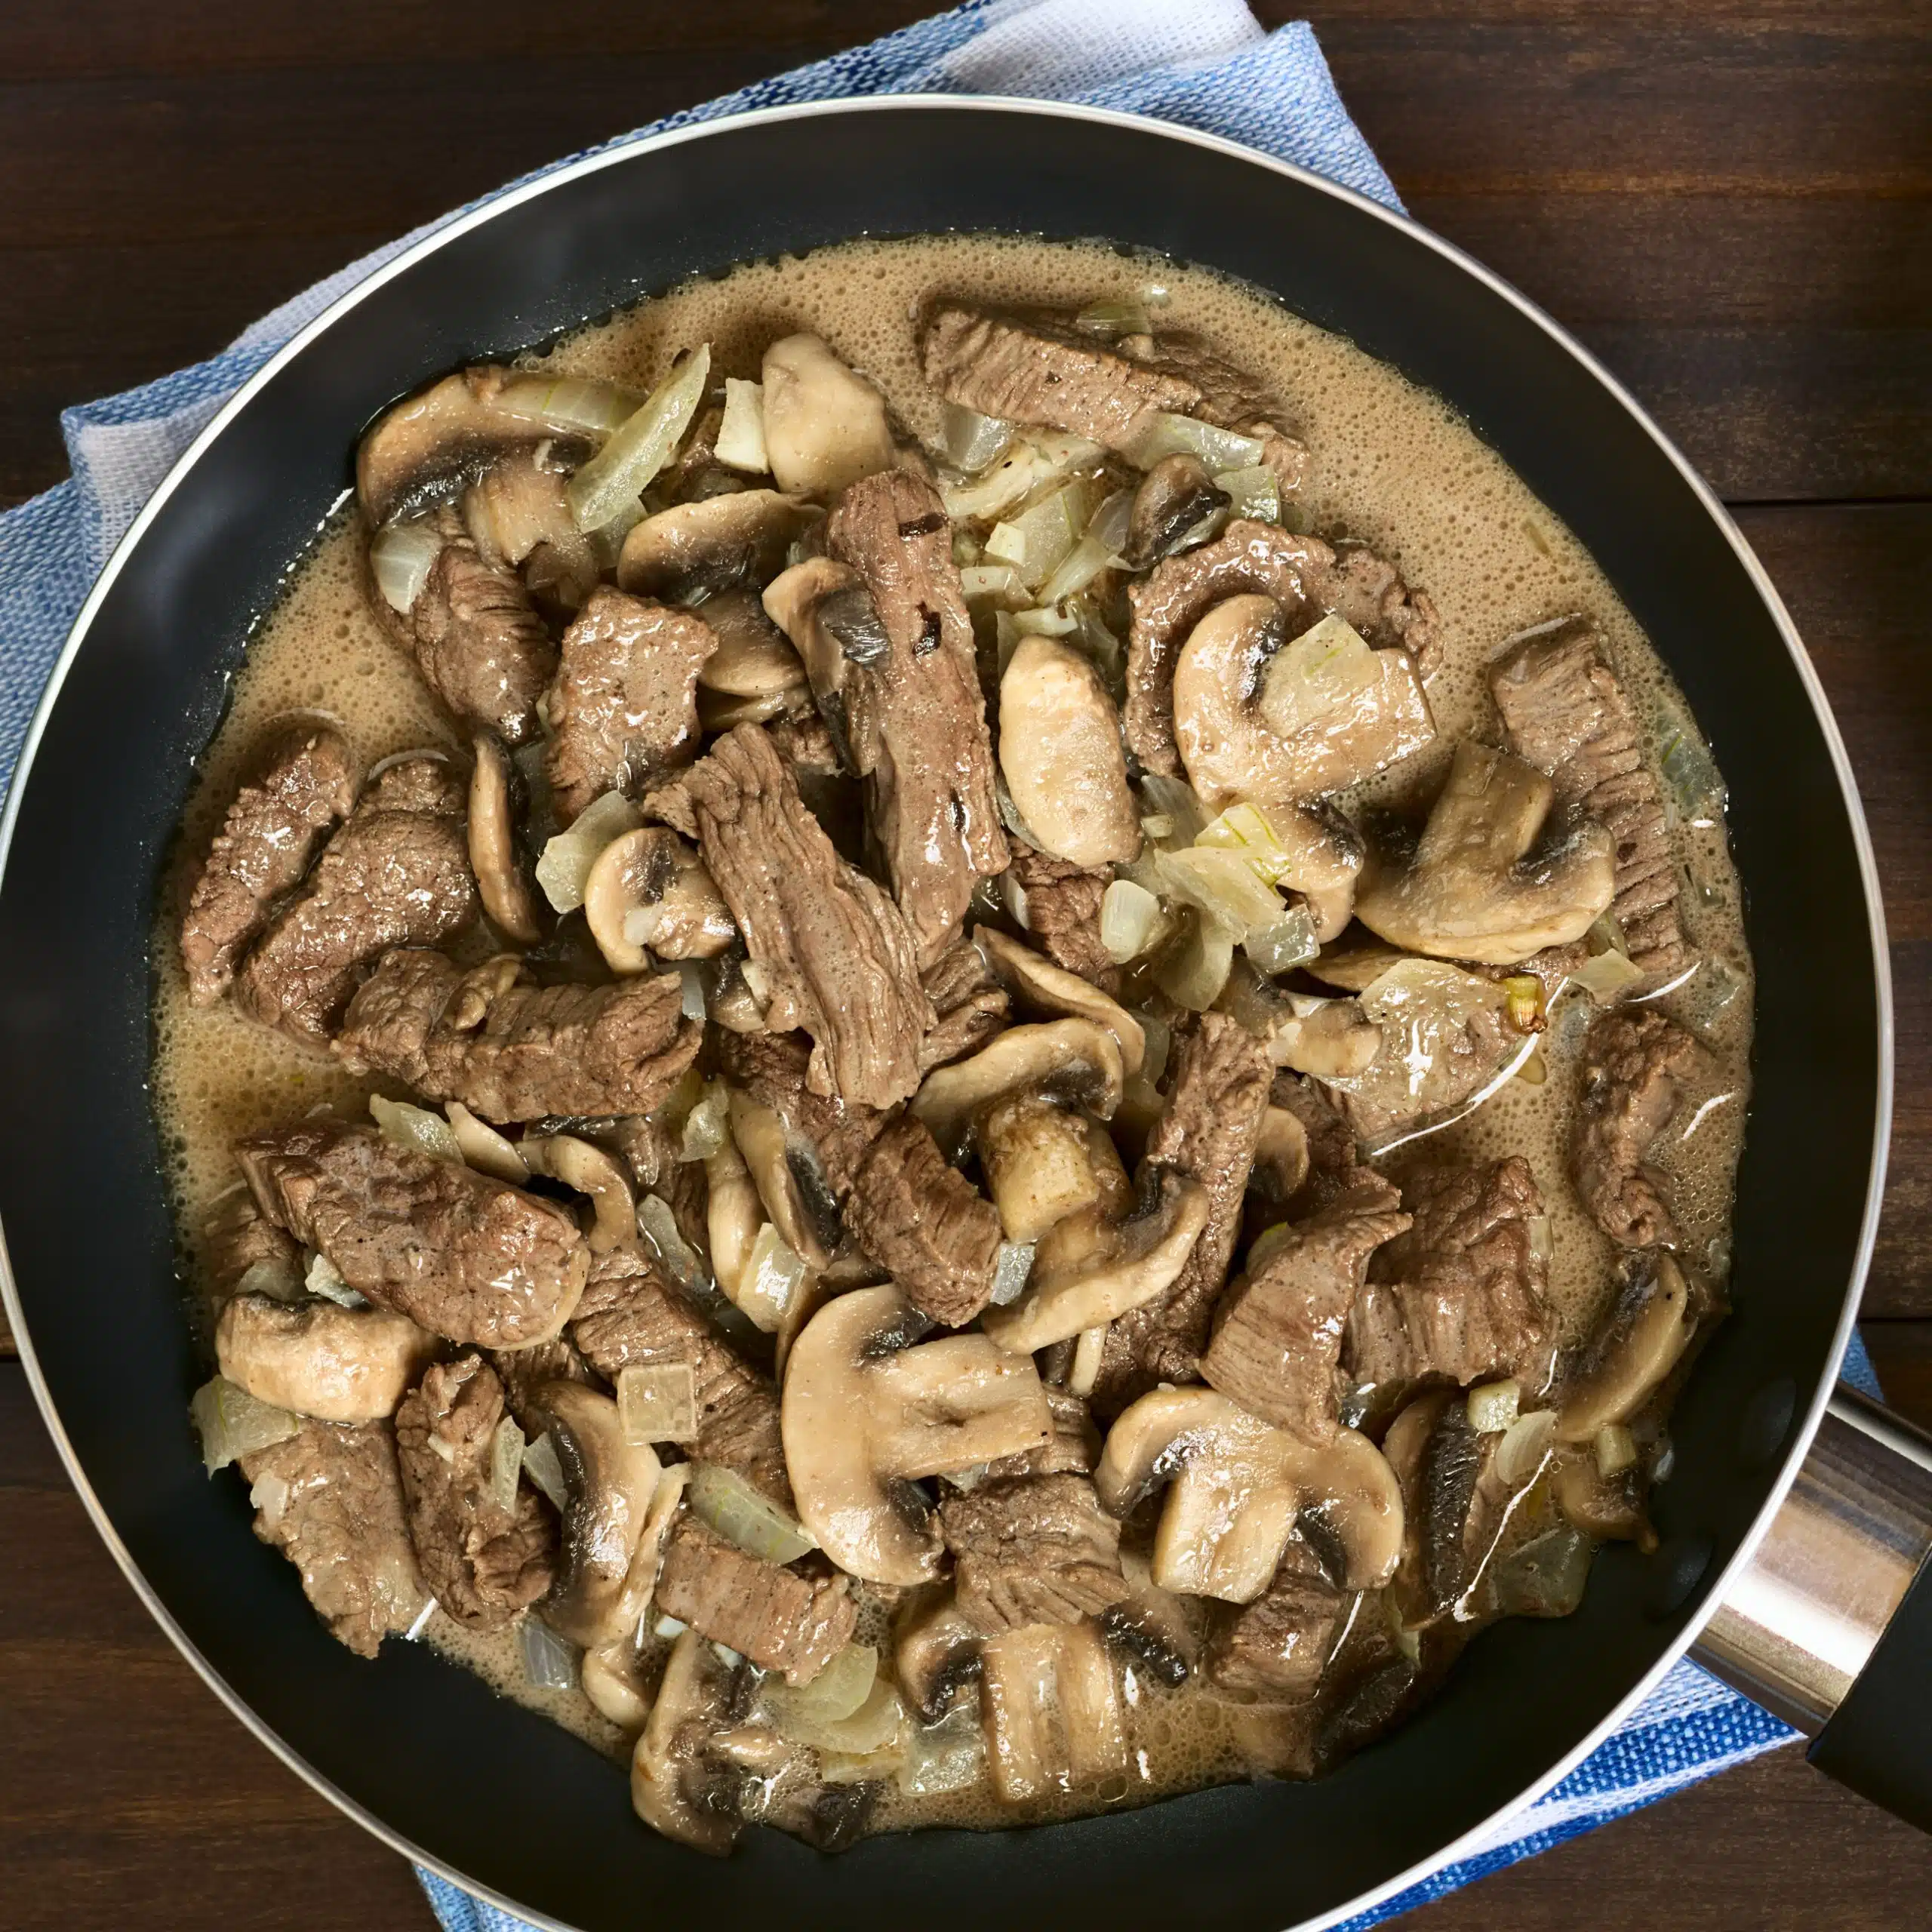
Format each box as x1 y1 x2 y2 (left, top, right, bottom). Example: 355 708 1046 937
0 91 1894 1932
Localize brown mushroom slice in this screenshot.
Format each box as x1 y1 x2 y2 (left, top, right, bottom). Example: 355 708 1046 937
616 489 820 603
521 1134 635 1254
695 589 811 701
1174 598 1435 811
895 1588 985 1721
983 1171 1211 1357
782 1284 1053 1586
1304 933 1414 993
586 1460 694 1732
583 826 736 973
445 1101 530 1184
910 1017 1125 1163
214 1294 436 1424
468 732 542 943
1218 960 1383 1078
1124 453 1232 568
974 1092 1121 1244
727 1088 839 1273
1095 1387 1403 1600
704 1133 764 1314
631 1626 740 1854
998 637 1140 868
1204 800 1364 942
1251 1106 1311 1204
1354 740 1617 965
980 1620 1126 1804
1555 1254 1698 1444
761 334 897 496
976 928 1145 1077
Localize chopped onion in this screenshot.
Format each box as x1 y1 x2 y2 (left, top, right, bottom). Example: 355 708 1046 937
767 1642 878 1731
678 1080 730 1162
1008 478 1099 592
248 1471 291 1532
771 1677 904 1755
1466 1378 1521 1435
234 1255 304 1303
587 494 648 571
370 1092 463 1163
488 1415 525 1513
677 961 706 1022
1138 774 1207 848
1244 903 1321 977
567 343 712 531
304 1251 367 1309
689 1462 816 1564
1124 413 1266 472
368 518 444 614
1137 1011 1172 1090
494 374 641 437
520 1431 569 1510
1572 948 1644 1001
1524 1213 1554 1263
940 432 1103 522
1155 911 1235 1012
1070 604 1126 692
1012 605 1078 638
1075 296 1152 338
1067 1323 1107 1398
191 1374 300 1473
1195 802 1293 884
519 1615 580 1692
1655 700 1727 826
1214 464 1281 523
535 790 641 913
959 561 1028 606
1595 1423 1639 1477
1100 878 1167 964
617 1363 700 1445
1158 846 1284 939
714 377 769 472
1652 1437 1677 1484
445 1101 529 1184
1494 1407 1558 1487
1259 613 1380 741
985 521 1027 567
940 402 1014 472
737 1221 808 1331
654 1614 688 1638
991 1240 1035 1306
897 1700 986 1796
637 1193 706 1294
1035 488 1132 606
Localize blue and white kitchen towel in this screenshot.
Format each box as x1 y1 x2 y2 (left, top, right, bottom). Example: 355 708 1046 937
0 2 1873 1925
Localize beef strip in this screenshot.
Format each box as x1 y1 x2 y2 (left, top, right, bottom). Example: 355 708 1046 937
182 724 360 1006
237 1417 428 1657
681 724 933 1108
1321 992 1521 1146
546 586 719 823
202 1185 304 1300
1266 1073 1361 1218
823 469 1008 961
713 1029 892 1199
1092 1014 1272 1412
654 1513 856 1684
235 1121 587 1349
233 755 475 1044
940 1473 1128 1635
1123 520 1441 778
1202 1168 1411 1441
918 937 1010 1071
394 1353 555 1629
1204 1537 1346 1702
1489 621 1690 978
844 1115 1003 1327
487 1335 593 1423
335 948 702 1122
1572 1009 1697 1248
1347 1158 1556 1412
570 1250 792 1510
1004 847 1118 986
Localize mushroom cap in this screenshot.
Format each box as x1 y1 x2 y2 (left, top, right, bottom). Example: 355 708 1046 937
631 1626 739 1854
977 928 1146 1076
695 589 811 699
761 334 897 496
727 1088 839 1272
583 826 736 973
893 1586 984 1721
997 636 1140 868
1555 1253 1697 1443
911 1017 1125 1163
521 1134 635 1254
615 489 819 602
468 732 542 944
214 1292 436 1424
1125 453 1232 568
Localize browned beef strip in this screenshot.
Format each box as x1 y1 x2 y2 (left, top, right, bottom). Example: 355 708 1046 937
202 1186 304 1300
918 937 1010 1072
546 586 718 824
1004 847 1118 986
713 1029 892 1199
980 1386 1100 1482
182 725 360 1007
1347 1158 1557 1411
570 1251 792 1510
1489 621 1690 978
393 1353 555 1629
235 1122 587 1349
940 1473 1128 1635
1322 995 1521 1146
1093 1014 1272 1413
487 1335 593 1423
1267 1073 1361 1217
1204 1537 1345 1701
844 1115 1002 1327
1203 1168 1411 1441
823 469 1008 962
1572 1009 1697 1248
233 755 475 1044
334 949 702 1123
654 1513 856 1684
681 724 933 1108
237 1417 428 1657
1123 521 1441 778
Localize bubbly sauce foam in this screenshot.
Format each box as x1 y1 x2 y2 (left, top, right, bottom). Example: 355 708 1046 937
151 233 1754 1833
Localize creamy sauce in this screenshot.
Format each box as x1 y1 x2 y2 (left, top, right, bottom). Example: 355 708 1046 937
152 233 1754 1836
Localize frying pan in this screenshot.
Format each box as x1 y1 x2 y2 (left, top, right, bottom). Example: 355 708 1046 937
2 98 1927 1931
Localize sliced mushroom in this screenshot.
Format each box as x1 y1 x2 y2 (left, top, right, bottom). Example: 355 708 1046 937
1095 1387 1404 1600
980 1619 1125 1804
997 637 1140 868
694 589 811 701
445 1100 530 1184
704 1133 764 1313
974 1092 1126 1244
1173 596 1434 811
584 1460 694 1732
1305 933 1414 993
760 555 888 776
469 732 542 943
1550 1451 1654 1547
616 489 820 603
976 929 1146 1076
782 1284 1053 1585
632 1626 739 1854
1257 801 1366 940
1555 1254 1697 1443
1125 453 1231 568
583 826 736 972
894 1587 984 1721
462 452 598 608
727 1089 840 1273
521 1134 635 1254
983 1170 1211 1357
1100 1542 1201 1686
1354 740 1617 965
911 1017 1125 1164
761 334 897 496
1251 1105 1311 1204
533 1380 663 1648
1218 960 1383 1078
214 1293 437 1423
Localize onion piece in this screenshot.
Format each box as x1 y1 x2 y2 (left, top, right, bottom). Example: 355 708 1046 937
1158 846 1284 939
1138 774 1208 849
1011 606 1078 638
368 518 443 614
959 561 1028 606
637 1194 707 1294
304 1251 367 1309
736 1221 808 1332
1035 488 1132 606
1214 464 1281 523
940 432 1104 522
534 789 641 913
370 1092 462 1163
940 402 1014 472
519 1615 580 1692
991 1240 1036 1306
767 1643 878 1732
771 1677 904 1755
678 1081 730 1162
1100 878 1167 964
1155 911 1235 1012
1068 1324 1107 1398
985 521 1027 568
1572 949 1644 1001
445 1101 529 1184
617 1363 700 1446
1075 296 1152 339
1595 1423 1639 1477
566 343 711 531
1008 478 1100 592
897 1700 986 1796
1655 699 1727 826
521 1431 569 1510
494 374 641 437
714 377 769 472
1124 413 1266 472
488 1415 525 1512
1195 802 1294 885
688 1462 816 1564
191 1374 300 1473
1244 903 1321 977
1466 1378 1521 1435
1495 1407 1558 1487
1260 613 1382 741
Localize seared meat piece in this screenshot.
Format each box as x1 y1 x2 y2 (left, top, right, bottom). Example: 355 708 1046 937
1267 1073 1360 1218
235 1122 587 1349
233 755 475 1045
335 949 702 1123
182 724 360 1006
571 1251 792 1510
940 1473 1128 1635
919 937 1010 1071
1203 1168 1411 1441
1573 1009 1697 1248
821 469 1008 961
546 587 719 823
1204 1538 1346 1702
844 1115 1003 1327
681 724 934 1108
654 1514 856 1683
394 1353 555 1629
1093 1014 1271 1412
202 1186 304 1300
980 1386 1100 1482
237 1417 428 1657
714 1029 891 1199
1490 621 1690 978
1005 847 1118 986
1124 521 1440 779
487 1335 593 1423
1347 1158 1556 1410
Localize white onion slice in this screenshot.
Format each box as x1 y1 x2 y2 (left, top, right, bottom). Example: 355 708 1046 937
1124 413 1266 472
715 377 770 472
494 374 640 436
190 1375 300 1473
519 1615 580 1691
567 343 711 531
370 1092 463 1163
534 790 641 913
688 1462 815 1564
368 518 442 614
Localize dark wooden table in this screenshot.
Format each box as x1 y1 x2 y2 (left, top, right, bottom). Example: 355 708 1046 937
2 3 1927 1925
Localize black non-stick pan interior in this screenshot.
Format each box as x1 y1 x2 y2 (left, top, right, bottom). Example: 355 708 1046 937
0 103 1879 1930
